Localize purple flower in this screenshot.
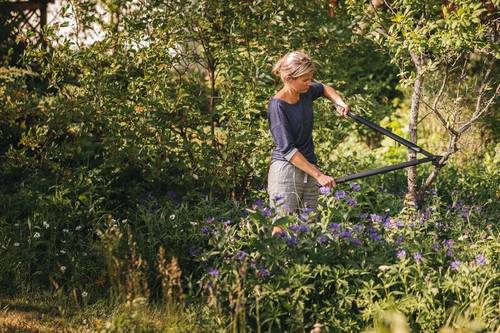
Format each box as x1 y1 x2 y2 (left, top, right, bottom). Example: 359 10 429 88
349 182 361 192
334 190 346 200
302 207 314 214
422 208 432 221
223 219 232 226
201 226 211 234
346 197 357 206
299 225 311 233
369 228 381 241
450 260 461 270
317 235 329 244
370 214 383 223
319 186 331 195
395 235 404 245
446 249 454 257
413 252 423 263
289 224 310 233
257 268 271 278
444 239 454 249
299 213 310 222
383 219 393 229
235 250 248 261
328 223 341 231
432 242 440 251
206 217 215 224
208 268 219 277
396 250 406 260
358 213 368 220
187 246 200 257
395 220 404 228
452 200 463 211
282 204 293 214
254 199 265 207
261 207 272 217
273 194 284 202
475 254 487 266
287 235 298 247
353 224 364 233
351 238 362 246
275 229 288 238
460 208 470 219
341 230 352 239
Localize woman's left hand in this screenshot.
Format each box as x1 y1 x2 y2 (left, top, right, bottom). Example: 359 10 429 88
335 103 350 117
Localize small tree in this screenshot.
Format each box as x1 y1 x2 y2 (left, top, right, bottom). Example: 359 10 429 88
346 0 499 206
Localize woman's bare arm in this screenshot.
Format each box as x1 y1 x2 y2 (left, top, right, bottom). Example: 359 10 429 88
289 151 336 188
283 83 350 188
323 85 350 116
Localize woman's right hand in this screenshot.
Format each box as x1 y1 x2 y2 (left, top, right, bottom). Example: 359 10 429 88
317 174 336 188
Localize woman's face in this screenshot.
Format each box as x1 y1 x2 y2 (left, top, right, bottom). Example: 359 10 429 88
288 72 313 93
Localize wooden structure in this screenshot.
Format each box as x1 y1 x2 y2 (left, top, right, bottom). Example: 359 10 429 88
1 0 54 45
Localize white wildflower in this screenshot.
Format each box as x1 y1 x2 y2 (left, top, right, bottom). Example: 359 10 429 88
43 221 50 229
170 214 176 220
60 266 67 273
82 291 88 297
75 226 82 231
33 232 41 239
14 242 20 247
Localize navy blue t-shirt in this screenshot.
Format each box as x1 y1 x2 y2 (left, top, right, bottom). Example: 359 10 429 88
267 82 324 165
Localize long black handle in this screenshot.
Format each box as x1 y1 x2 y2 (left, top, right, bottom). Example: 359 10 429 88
347 112 435 158
320 105 441 185
334 156 437 184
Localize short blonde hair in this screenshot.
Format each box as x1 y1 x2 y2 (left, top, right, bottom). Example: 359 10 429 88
272 51 315 82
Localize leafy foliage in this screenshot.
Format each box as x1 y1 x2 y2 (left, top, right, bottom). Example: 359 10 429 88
0 1 498 332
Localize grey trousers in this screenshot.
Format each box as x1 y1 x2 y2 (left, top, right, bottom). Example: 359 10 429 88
267 160 319 216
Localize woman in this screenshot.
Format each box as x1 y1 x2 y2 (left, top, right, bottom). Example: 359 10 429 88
267 50 349 228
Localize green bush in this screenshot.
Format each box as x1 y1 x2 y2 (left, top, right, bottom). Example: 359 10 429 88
191 169 498 332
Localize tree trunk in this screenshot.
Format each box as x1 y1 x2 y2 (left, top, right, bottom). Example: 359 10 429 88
406 54 425 207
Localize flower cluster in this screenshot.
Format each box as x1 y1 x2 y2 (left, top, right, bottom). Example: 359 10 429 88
319 183 360 207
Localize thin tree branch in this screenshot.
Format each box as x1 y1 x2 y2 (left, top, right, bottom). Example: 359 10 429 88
417 63 499 198
458 82 500 134
416 108 433 125
433 69 448 111
420 98 458 135
418 128 461 198
455 55 469 101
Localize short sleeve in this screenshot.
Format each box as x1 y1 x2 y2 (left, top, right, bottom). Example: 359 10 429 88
268 102 298 161
309 82 324 100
